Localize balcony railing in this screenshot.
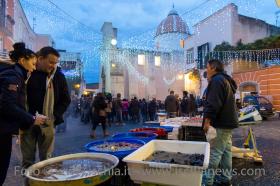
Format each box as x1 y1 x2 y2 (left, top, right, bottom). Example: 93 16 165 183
0 50 10 62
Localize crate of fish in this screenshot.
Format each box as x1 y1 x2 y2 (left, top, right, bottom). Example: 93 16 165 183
85 139 145 159
123 140 210 186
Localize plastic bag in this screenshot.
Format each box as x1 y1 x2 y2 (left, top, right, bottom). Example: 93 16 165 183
206 126 217 142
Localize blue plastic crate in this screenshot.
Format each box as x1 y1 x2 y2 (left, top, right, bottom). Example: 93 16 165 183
85 139 145 159
112 132 158 143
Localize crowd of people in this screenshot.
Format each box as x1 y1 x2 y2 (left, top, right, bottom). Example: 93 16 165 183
67 90 207 139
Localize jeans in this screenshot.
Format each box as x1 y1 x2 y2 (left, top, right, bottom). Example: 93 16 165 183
140 113 146 123
116 110 123 123
202 129 232 186
149 112 156 121
122 111 128 121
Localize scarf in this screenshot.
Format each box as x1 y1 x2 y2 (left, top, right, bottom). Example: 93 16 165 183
42 68 56 128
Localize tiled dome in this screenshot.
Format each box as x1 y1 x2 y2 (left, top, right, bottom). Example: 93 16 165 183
155 8 189 37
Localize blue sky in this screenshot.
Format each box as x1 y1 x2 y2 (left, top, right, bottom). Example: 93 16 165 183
20 0 280 83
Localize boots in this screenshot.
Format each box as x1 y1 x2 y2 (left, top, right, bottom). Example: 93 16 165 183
90 130 96 139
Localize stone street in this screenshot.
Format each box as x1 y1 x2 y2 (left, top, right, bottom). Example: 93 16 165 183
3 116 280 186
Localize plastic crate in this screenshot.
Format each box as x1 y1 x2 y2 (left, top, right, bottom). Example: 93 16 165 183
123 140 210 186
143 125 174 133
129 128 167 139
178 126 206 142
84 139 145 159
112 132 158 143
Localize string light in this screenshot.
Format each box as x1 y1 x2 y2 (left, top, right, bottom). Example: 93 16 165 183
208 48 280 66
20 0 265 86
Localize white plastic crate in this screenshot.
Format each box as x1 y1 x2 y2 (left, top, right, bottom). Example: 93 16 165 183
157 112 167 122
123 140 210 186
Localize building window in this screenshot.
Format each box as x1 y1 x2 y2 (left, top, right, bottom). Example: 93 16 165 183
186 48 194 64
197 43 209 69
138 54 145 65
154 56 161 66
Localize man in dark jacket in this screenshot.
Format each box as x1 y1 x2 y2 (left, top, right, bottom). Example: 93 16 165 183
20 47 71 169
148 98 157 121
130 97 140 123
165 90 178 118
140 99 148 123
202 59 238 186
113 93 123 125
180 91 189 116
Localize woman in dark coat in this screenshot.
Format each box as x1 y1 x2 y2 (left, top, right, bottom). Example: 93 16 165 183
90 93 109 138
0 43 46 185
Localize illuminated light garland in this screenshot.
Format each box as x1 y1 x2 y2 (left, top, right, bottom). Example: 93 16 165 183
20 0 265 85
208 48 280 66
163 77 176 85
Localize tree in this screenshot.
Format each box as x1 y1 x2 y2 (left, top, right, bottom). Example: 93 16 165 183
214 35 280 51
214 41 234 51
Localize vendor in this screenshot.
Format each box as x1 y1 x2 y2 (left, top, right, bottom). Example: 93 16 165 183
202 59 239 186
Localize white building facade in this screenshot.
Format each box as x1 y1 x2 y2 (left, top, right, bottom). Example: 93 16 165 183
184 3 280 96
100 8 189 100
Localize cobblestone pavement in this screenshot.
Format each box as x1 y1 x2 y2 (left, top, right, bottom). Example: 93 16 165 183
3 116 280 186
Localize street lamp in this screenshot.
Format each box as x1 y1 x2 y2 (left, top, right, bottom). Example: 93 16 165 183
177 73 184 80
111 63 116 68
111 38 117 46
74 84 80 89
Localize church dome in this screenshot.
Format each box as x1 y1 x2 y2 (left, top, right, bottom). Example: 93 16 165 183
155 8 189 37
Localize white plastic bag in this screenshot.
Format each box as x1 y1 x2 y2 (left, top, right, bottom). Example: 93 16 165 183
206 126 217 142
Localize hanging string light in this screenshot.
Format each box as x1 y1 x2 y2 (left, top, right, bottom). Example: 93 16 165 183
208 48 280 66
20 0 265 86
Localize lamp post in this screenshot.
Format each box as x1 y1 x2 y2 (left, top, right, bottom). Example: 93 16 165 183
74 84 80 89
111 38 117 46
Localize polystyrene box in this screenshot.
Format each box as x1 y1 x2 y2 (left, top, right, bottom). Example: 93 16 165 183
123 140 210 186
